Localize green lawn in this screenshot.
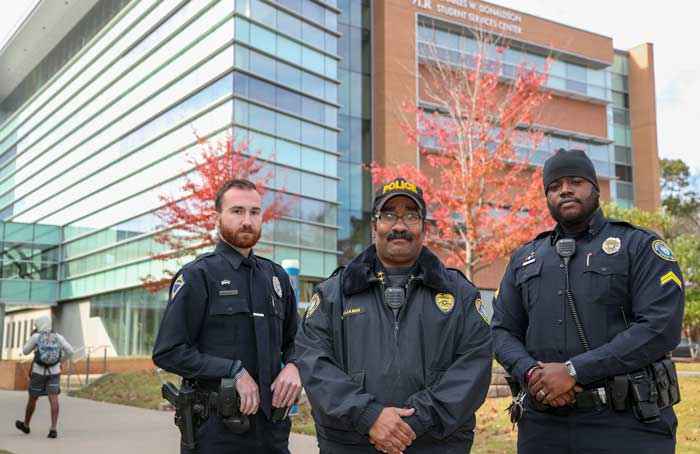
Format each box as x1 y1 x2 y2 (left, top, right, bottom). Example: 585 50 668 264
677 361 700 372
71 370 700 453
69 369 179 410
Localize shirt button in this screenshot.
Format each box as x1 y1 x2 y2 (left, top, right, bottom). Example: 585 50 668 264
559 263 564 268
557 290 563 295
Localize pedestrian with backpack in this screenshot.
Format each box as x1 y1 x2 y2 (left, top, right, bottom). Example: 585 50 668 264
14 315 75 439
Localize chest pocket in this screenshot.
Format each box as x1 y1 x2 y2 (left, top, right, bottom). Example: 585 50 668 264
515 260 542 310
209 296 250 316
583 257 629 305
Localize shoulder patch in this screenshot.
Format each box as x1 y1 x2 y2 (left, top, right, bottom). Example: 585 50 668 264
474 297 490 325
170 274 185 300
652 239 676 262
305 293 322 321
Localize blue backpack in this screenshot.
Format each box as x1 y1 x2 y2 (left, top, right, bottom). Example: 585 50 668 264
34 332 62 368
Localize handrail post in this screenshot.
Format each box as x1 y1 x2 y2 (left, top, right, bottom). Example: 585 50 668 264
85 352 90 386
103 346 107 373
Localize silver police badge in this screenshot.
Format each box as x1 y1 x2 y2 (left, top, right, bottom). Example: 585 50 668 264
272 276 283 298
602 237 621 255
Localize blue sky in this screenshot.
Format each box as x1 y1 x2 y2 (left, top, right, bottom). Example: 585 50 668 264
2 0 698 185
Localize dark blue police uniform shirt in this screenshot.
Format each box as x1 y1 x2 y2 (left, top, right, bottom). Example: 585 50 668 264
152 241 298 415
492 209 684 386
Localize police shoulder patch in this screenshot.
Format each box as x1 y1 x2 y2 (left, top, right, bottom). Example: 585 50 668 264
305 293 321 321
170 274 185 300
652 239 676 262
474 297 490 325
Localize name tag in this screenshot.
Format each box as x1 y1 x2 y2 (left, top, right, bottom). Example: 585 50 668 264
219 289 239 296
342 307 364 317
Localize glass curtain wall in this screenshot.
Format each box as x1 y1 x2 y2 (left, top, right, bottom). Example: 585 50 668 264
337 0 372 266
609 52 634 207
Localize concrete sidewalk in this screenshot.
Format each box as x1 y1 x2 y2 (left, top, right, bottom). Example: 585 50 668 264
0 390 318 454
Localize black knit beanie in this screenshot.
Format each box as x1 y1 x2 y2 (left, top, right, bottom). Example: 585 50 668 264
543 149 599 192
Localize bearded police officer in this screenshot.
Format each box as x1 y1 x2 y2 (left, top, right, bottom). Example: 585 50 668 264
296 178 493 454
153 178 301 454
492 150 684 454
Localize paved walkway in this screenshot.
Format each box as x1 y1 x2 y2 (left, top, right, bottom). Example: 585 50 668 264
0 390 319 454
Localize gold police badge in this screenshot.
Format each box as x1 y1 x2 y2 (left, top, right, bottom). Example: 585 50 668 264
435 293 455 314
602 237 621 255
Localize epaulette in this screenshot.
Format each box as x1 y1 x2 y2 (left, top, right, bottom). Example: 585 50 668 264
190 251 216 264
315 266 345 290
608 218 660 238
534 229 554 241
446 267 475 287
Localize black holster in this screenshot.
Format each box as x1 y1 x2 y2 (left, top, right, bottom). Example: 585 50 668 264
161 381 198 451
217 378 250 434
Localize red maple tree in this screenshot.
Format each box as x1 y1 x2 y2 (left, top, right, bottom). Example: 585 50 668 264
372 35 554 280
142 133 284 291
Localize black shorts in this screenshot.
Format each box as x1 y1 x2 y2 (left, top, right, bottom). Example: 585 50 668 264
28 373 61 397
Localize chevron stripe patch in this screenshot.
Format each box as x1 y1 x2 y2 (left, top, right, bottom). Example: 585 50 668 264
660 271 682 289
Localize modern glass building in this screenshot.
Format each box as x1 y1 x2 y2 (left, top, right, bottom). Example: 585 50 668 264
0 0 663 358
0 0 342 358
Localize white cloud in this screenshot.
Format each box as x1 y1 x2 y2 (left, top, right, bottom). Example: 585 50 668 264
492 0 700 181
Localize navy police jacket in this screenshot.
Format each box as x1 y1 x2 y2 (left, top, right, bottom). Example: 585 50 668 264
492 209 685 386
152 241 298 415
295 245 493 452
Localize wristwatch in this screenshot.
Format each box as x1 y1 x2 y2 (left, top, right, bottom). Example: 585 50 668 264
564 360 577 380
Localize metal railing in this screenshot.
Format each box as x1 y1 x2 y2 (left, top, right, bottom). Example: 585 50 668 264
65 344 110 390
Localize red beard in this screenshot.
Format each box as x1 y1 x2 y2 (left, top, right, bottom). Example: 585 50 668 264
219 222 261 249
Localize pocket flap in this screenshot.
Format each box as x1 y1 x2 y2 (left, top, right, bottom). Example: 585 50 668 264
515 260 542 285
585 257 628 276
209 297 250 316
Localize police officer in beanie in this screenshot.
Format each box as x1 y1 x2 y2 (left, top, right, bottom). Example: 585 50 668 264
492 149 684 454
295 178 493 454
153 178 301 453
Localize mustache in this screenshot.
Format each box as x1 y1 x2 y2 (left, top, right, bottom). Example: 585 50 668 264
558 198 581 208
387 231 414 241
237 226 256 233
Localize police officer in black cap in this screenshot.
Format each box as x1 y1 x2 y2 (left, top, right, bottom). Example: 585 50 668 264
153 178 301 453
295 178 493 454
492 149 685 453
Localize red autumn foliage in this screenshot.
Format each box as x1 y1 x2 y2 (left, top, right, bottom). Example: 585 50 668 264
372 35 554 279
142 133 283 292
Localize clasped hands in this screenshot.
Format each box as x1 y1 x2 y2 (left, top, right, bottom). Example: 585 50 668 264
528 361 583 407
369 407 416 454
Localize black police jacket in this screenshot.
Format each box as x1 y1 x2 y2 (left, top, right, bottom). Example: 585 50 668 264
295 245 493 451
152 241 298 413
492 209 685 386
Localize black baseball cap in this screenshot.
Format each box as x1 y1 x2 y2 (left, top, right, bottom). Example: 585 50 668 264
373 178 427 218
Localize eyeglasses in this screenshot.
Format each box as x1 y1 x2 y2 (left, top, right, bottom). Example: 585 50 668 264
375 211 422 226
